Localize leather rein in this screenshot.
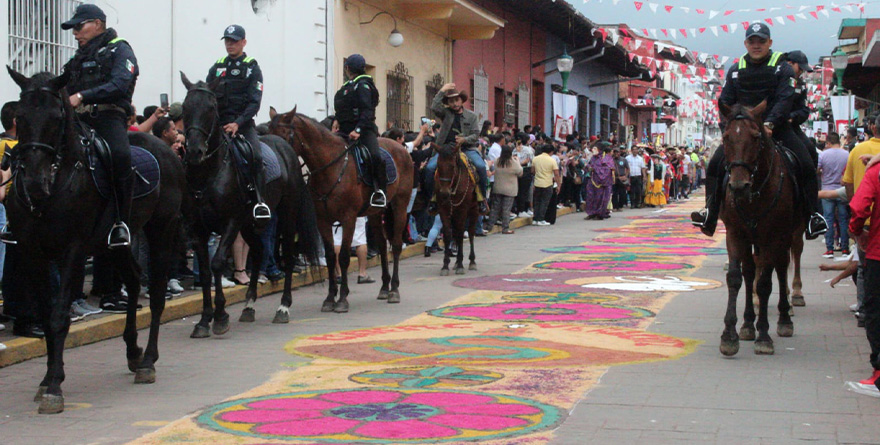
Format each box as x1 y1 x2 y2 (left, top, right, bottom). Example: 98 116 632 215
273 116 351 203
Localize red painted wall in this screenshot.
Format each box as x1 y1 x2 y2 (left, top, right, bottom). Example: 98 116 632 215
452 0 546 127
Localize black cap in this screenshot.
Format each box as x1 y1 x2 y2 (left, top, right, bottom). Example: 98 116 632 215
787 50 814 72
61 4 106 30
345 54 366 72
744 22 771 40
222 24 246 41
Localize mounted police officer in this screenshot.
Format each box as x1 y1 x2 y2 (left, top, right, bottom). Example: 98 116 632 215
692 23 827 240
786 50 818 166
61 4 138 249
334 54 386 207
207 24 270 221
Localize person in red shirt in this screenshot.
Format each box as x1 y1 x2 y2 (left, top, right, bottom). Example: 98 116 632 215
848 163 880 397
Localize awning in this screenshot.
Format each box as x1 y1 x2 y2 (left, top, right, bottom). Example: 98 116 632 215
864 30 880 67
388 0 505 40
838 18 867 40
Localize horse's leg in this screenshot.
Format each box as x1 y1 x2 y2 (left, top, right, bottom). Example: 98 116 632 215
318 219 338 312
454 212 466 275
39 252 74 414
116 245 145 374
721 249 743 357
369 215 391 301
334 218 356 313
273 209 295 323
191 230 213 338
790 233 805 307
136 219 177 384
754 262 775 355
440 211 453 276
210 221 240 335
468 208 478 271
739 251 757 341
238 227 262 323
388 203 407 303
776 250 794 338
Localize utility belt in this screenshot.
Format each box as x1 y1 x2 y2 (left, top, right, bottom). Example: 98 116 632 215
76 103 127 116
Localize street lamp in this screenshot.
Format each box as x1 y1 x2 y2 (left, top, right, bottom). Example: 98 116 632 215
557 48 574 93
831 49 848 93
360 11 404 47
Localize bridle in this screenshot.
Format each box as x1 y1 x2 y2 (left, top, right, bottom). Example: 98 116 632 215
435 147 471 208
272 114 350 202
183 87 225 163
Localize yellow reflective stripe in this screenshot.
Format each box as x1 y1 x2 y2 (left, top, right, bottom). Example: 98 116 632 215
243 56 254 63
217 56 227 64
352 74 372 83
768 52 782 66
109 37 126 44
738 54 747 69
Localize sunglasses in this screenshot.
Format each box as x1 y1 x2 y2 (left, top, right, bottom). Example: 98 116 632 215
73 20 95 32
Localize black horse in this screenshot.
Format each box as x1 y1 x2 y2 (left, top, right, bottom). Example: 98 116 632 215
6 68 185 414
180 73 320 338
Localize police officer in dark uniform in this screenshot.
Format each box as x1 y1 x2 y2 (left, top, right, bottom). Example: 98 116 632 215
334 54 386 207
207 24 270 220
786 50 818 166
692 23 827 240
62 4 138 248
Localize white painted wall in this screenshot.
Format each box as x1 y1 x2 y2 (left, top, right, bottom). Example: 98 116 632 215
2 0 333 122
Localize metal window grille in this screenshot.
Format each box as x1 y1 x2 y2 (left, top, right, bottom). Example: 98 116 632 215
386 62 413 131
600 104 610 138
9 0 83 76
425 73 443 119
610 107 619 139
517 82 530 129
577 95 588 137
588 100 597 136
473 67 488 123
503 91 515 125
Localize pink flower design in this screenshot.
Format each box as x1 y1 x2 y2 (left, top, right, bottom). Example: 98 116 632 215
206 389 556 442
433 302 651 323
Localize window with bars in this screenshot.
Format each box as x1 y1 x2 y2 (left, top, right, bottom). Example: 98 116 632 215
600 104 610 139
9 0 83 76
577 95 588 137
517 83 530 130
588 100 597 136
503 91 515 125
425 73 443 119
610 107 619 140
386 62 413 131
473 67 489 123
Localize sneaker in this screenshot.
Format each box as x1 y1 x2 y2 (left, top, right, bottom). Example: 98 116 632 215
357 275 375 284
538 221 551 226
69 308 85 323
532 220 539 226
843 249 851 256
851 303 860 312
100 297 139 314
257 274 268 284
823 250 835 258
846 370 880 397
71 299 102 318
167 278 184 296
526 210 534 216
0 322 5 331
518 212 530 218
0 342 5 352
221 276 236 289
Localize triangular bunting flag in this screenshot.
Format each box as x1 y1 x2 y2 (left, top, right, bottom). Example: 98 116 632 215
742 21 750 29
776 16 785 25
711 26 719 36
730 23 738 33
721 24 729 33
664 5 673 13
649 3 659 13
691 28 697 36
720 56 729 65
680 29 687 37
649 29 658 38
698 27 706 34
669 28 677 38
832 7 842 12
724 10 735 15
709 10 719 19
797 13 807 20
661 29 668 36
696 9 705 14
634 1 643 11
810 11 819 19
642 28 650 36
820 9 830 17
787 14 795 21
680 7 690 13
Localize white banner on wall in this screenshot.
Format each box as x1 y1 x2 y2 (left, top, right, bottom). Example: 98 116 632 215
552 92 578 142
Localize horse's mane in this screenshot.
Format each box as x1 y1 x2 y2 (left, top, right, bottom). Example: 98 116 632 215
289 112 345 145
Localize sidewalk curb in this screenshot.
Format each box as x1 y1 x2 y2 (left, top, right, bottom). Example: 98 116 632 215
0 207 574 368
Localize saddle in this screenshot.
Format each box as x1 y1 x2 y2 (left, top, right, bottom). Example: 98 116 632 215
83 124 160 200
228 135 282 186
350 142 398 187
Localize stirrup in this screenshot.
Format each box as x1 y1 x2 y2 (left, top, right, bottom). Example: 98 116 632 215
0 225 16 245
108 222 131 249
806 213 828 239
370 190 387 208
690 208 708 227
253 203 271 220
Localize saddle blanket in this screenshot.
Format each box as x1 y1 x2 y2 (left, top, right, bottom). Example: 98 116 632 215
230 140 283 185
353 145 398 186
90 145 160 199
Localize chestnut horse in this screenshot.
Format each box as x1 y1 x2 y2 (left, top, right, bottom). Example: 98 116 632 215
433 142 479 275
717 101 806 357
268 108 413 313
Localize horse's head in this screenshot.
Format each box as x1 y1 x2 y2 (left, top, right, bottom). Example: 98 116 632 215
180 71 221 167
719 101 769 197
267 105 298 144
7 66 72 203
433 142 462 199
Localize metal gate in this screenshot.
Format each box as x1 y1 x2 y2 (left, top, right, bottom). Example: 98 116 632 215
473 67 488 123
386 62 413 131
9 0 83 75
517 82 530 129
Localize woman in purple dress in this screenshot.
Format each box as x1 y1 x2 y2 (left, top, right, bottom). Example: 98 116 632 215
584 142 615 220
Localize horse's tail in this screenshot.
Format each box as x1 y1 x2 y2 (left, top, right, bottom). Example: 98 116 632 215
291 165 323 276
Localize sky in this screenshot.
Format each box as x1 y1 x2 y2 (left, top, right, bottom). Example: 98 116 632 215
572 0 875 65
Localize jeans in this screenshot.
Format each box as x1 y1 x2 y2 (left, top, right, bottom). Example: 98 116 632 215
426 215 443 247
260 215 281 275
822 198 850 251
487 194 515 231
533 186 553 223
629 176 644 207
864 258 880 369
425 149 488 200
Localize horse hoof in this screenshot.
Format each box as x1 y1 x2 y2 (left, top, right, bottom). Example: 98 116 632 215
212 316 230 336
321 300 336 312
719 340 739 356
272 310 290 324
134 367 156 384
38 394 64 414
754 340 775 355
791 295 806 307
239 307 256 323
334 300 350 313
190 324 211 339
455 267 466 275
387 291 401 304
34 386 47 403
127 348 144 373
469 263 477 271
739 326 756 341
777 323 794 337
440 269 449 276
377 290 390 300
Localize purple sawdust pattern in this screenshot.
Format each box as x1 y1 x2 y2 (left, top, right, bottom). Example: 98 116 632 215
429 302 654 324
533 260 693 272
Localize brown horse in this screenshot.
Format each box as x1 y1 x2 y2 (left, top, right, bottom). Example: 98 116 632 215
433 142 479 275
717 101 806 356
268 108 413 313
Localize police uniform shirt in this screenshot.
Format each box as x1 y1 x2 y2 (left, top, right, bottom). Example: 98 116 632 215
789 77 810 126
334 75 379 135
719 51 797 128
63 29 138 112
207 54 263 127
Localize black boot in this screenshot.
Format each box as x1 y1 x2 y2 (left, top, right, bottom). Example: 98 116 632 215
691 177 719 237
424 245 431 257
370 160 388 208
109 170 133 249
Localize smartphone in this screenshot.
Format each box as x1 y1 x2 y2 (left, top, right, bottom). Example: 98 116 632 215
421 116 430 125
160 93 169 109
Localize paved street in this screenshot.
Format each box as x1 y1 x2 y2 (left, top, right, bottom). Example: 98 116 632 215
1 197 878 444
